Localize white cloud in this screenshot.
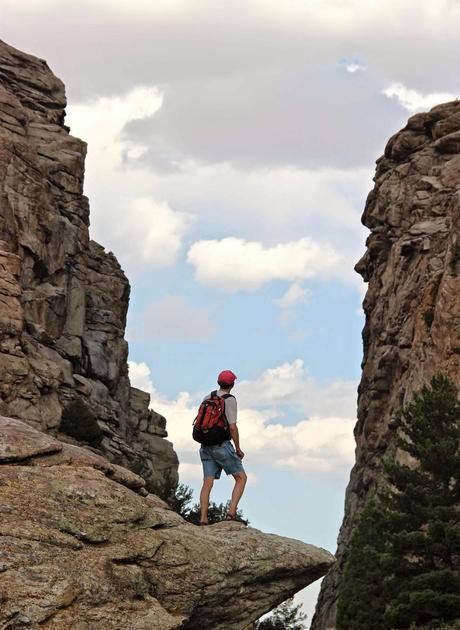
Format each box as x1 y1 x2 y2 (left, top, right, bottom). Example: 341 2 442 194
242 412 356 475
238 359 308 407
128 360 357 480
68 84 371 281
67 87 192 273
6 0 460 173
187 237 343 292
4 0 194 14
69 85 163 140
277 282 311 309
128 361 153 393
382 82 459 113
142 163 371 290
64 57 372 286
339 59 367 74
178 462 203 481
237 359 357 418
345 63 366 74
139 294 216 342
125 63 395 171
111 197 190 269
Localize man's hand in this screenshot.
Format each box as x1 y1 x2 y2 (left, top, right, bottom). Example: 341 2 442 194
236 448 245 459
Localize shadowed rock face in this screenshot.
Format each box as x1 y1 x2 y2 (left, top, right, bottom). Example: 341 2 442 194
0 416 334 629
0 39 178 488
312 102 460 629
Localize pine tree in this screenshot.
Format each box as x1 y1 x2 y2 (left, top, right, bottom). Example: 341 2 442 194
254 598 307 630
382 375 460 629
336 496 389 629
337 374 460 630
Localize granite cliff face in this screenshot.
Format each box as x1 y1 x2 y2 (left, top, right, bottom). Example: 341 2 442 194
0 40 178 488
0 416 334 628
312 102 460 628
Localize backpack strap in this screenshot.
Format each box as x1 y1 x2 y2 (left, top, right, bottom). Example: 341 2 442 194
210 390 218 398
220 393 235 430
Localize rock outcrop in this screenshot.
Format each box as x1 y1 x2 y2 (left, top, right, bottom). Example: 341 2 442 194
0 416 334 629
312 102 460 628
0 40 178 488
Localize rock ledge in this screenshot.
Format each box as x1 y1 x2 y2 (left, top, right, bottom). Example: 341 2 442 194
0 416 334 629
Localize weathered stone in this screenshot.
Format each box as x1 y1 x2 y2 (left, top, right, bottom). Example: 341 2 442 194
312 101 460 628
0 416 334 629
0 415 61 461
8 390 62 429
73 373 92 395
32 342 75 386
63 276 85 336
55 333 82 358
0 39 178 490
434 129 460 153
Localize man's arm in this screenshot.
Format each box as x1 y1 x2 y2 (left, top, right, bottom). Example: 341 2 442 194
224 396 244 458
229 424 244 459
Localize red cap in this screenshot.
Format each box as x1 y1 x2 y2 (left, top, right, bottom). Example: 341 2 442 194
218 370 237 386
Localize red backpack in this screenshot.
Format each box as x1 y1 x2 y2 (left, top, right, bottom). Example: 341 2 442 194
192 391 233 445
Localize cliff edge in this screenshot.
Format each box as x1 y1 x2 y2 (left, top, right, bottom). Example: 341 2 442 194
312 101 460 628
0 39 178 488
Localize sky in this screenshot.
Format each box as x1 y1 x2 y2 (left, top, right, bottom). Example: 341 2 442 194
2 1 460 624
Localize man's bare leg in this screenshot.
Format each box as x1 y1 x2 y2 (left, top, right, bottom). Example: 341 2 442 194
228 471 247 516
199 476 214 524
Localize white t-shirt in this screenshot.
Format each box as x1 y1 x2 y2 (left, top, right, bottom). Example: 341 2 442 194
204 389 237 425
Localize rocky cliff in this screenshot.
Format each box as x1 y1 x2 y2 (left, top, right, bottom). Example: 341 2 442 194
0 40 178 488
0 415 334 628
312 101 460 629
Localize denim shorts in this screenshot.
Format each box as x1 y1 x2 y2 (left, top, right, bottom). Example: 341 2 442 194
200 440 245 479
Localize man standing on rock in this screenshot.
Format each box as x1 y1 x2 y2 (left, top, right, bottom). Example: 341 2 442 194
194 370 247 526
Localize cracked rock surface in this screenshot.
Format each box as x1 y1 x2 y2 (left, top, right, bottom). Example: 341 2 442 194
312 102 460 629
0 39 178 489
0 416 334 629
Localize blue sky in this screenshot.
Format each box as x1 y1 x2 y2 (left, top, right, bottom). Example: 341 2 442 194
3 0 460 624
127 272 364 396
